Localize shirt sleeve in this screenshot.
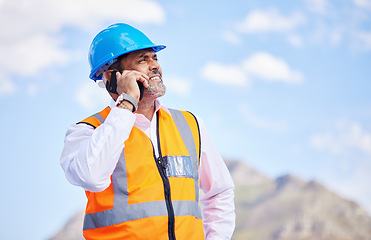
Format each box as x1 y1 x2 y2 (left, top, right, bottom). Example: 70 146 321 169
60 107 136 192
197 117 236 240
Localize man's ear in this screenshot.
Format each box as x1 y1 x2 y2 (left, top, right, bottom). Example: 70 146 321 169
105 70 112 84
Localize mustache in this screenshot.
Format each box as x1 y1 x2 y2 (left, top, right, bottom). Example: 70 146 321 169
148 69 162 78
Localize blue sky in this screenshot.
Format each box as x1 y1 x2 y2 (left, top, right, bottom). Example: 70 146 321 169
0 0 371 239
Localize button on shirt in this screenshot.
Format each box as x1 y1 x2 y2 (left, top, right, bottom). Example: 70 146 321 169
60 99 235 240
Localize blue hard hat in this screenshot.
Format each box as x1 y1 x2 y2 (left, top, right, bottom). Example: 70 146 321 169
88 23 166 81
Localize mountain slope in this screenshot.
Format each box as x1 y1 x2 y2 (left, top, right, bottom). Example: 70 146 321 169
51 160 371 240
227 160 371 240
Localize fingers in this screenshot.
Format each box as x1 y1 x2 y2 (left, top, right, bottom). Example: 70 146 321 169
115 70 149 100
119 70 149 87
140 76 150 88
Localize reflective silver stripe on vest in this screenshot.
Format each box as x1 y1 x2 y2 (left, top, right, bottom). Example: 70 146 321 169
163 155 193 178
83 109 202 230
91 112 106 124
77 111 107 128
169 109 200 203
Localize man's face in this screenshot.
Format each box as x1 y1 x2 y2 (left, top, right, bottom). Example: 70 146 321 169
121 48 166 99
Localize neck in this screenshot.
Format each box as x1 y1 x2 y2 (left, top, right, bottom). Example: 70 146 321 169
136 98 157 121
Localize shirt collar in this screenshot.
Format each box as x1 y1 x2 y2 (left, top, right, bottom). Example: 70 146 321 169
153 99 170 115
109 98 170 117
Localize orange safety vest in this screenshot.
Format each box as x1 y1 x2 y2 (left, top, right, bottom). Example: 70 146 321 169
77 107 205 240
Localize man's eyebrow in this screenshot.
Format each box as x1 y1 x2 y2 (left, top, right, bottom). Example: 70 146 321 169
137 53 157 58
137 53 146 58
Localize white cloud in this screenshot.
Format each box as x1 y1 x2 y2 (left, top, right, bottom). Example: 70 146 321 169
353 31 371 51
242 52 304 84
287 34 304 47
236 9 306 33
222 31 243 45
305 0 328 14
201 52 304 87
232 5 371 52
353 0 371 9
0 74 16 96
76 82 112 110
321 158 371 215
311 122 371 155
310 120 371 215
0 0 165 41
26 84 40 97
165 75 192 96
0 34 70 76
0 0 166 96
329 27 344 46
238 103 286 132
201 62 248 86
311 132 343 154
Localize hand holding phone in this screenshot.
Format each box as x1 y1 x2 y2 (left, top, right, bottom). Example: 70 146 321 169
109 70 145 100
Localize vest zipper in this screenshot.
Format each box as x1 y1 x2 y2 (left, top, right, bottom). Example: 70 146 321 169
153 111 176 240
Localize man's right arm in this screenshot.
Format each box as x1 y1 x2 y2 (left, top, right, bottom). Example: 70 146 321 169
60 107 135 192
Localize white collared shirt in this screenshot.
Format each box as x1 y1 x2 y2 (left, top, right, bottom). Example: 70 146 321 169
60 99 235 239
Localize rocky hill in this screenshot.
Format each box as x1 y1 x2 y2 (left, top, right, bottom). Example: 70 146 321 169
51 160 371 240
228 160 371 240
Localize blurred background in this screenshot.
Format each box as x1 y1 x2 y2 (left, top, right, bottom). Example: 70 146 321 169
0 0 370 239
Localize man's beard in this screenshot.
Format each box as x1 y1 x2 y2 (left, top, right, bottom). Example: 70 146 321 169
144 79 166 98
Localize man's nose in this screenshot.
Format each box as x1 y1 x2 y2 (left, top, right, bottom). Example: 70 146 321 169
149 59 160 70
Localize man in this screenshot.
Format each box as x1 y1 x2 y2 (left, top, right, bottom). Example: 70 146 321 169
60 23 235 240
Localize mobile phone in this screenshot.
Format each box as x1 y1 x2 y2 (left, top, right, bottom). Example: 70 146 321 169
109 70 144 100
